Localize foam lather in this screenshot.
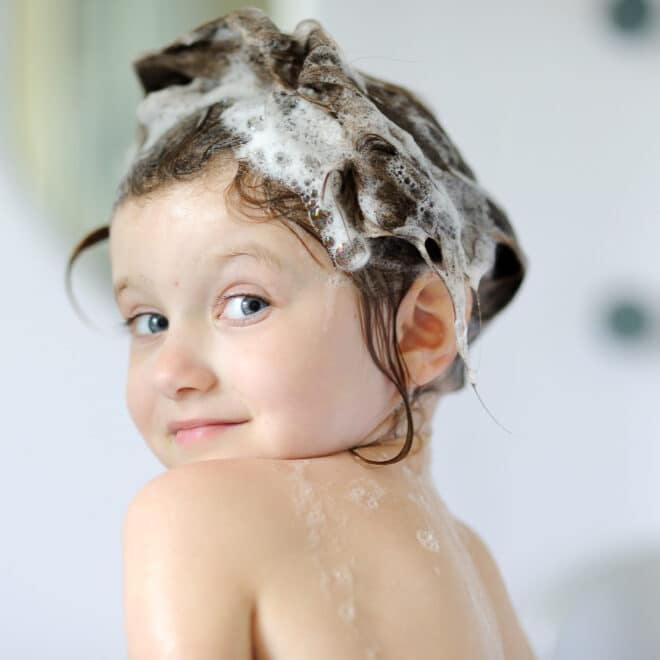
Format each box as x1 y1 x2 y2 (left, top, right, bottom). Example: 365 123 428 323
128 7 526 388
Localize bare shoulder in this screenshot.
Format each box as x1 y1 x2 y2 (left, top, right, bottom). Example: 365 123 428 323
122 458 293 659
453 517 537 660
128 457 285 509
125 458 297 570
127 456 292 528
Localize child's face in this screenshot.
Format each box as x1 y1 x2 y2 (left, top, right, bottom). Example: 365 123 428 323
110 169 401 468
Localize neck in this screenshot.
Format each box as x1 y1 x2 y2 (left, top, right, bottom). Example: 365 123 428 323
350 388 438 478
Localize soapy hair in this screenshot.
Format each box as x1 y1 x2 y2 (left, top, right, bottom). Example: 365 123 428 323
65 9 526 466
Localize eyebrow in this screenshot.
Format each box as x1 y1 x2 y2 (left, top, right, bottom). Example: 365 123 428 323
113 243 287 302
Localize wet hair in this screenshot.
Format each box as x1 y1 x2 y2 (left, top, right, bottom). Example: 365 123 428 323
65 9 526 466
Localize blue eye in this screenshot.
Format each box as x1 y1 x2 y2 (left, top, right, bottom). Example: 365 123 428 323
222 294 270 323
122 294 270 337
122 313 168 337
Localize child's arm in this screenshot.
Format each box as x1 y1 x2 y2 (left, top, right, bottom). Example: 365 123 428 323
454 518 538 660
122 469 255 659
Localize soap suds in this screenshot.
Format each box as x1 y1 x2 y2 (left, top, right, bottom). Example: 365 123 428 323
404 467 506 659
286 462 361 639
408 491 432 513
339 600 356 623
416 528 441 553
346 477 387 510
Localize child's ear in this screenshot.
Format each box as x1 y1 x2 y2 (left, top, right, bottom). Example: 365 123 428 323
395 272 473 389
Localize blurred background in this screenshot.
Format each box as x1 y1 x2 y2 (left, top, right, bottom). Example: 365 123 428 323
1 0 659 657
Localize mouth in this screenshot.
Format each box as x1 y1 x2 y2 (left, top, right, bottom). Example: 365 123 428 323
173 422 246 447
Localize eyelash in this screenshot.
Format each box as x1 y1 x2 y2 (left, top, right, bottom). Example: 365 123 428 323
121 293 270 336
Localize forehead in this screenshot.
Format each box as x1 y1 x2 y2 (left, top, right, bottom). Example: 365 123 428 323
109 176 335 286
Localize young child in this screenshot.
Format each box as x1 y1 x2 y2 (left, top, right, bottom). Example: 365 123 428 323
66 8 534 659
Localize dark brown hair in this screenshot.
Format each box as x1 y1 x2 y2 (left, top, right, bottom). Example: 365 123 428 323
65 15 525 466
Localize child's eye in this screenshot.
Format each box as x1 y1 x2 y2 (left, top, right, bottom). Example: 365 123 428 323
122 313 168 337
122 294 270 337
221 293 270 323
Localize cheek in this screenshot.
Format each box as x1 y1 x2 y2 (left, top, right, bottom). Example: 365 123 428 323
239 289 380 422
226 331 307 407
125 363 152 431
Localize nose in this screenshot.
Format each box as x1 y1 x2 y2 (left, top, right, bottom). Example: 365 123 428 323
152 330 218 400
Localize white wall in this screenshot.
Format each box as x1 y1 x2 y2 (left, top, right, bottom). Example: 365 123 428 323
0 169 158 659
1 1 658 658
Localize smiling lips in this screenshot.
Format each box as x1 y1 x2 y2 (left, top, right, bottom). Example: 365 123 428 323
167 419 246 446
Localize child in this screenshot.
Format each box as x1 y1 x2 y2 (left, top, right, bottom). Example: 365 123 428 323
66 7 534 659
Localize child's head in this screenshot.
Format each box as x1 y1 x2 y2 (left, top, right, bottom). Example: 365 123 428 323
66 8 525 468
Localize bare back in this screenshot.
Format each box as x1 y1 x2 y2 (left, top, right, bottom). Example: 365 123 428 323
192 448 536 660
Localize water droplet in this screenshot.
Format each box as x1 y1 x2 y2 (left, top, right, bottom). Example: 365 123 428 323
416 528 441 553
338 601 356 622
332 565 353 586
346 478 386 509
306 508 325 525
